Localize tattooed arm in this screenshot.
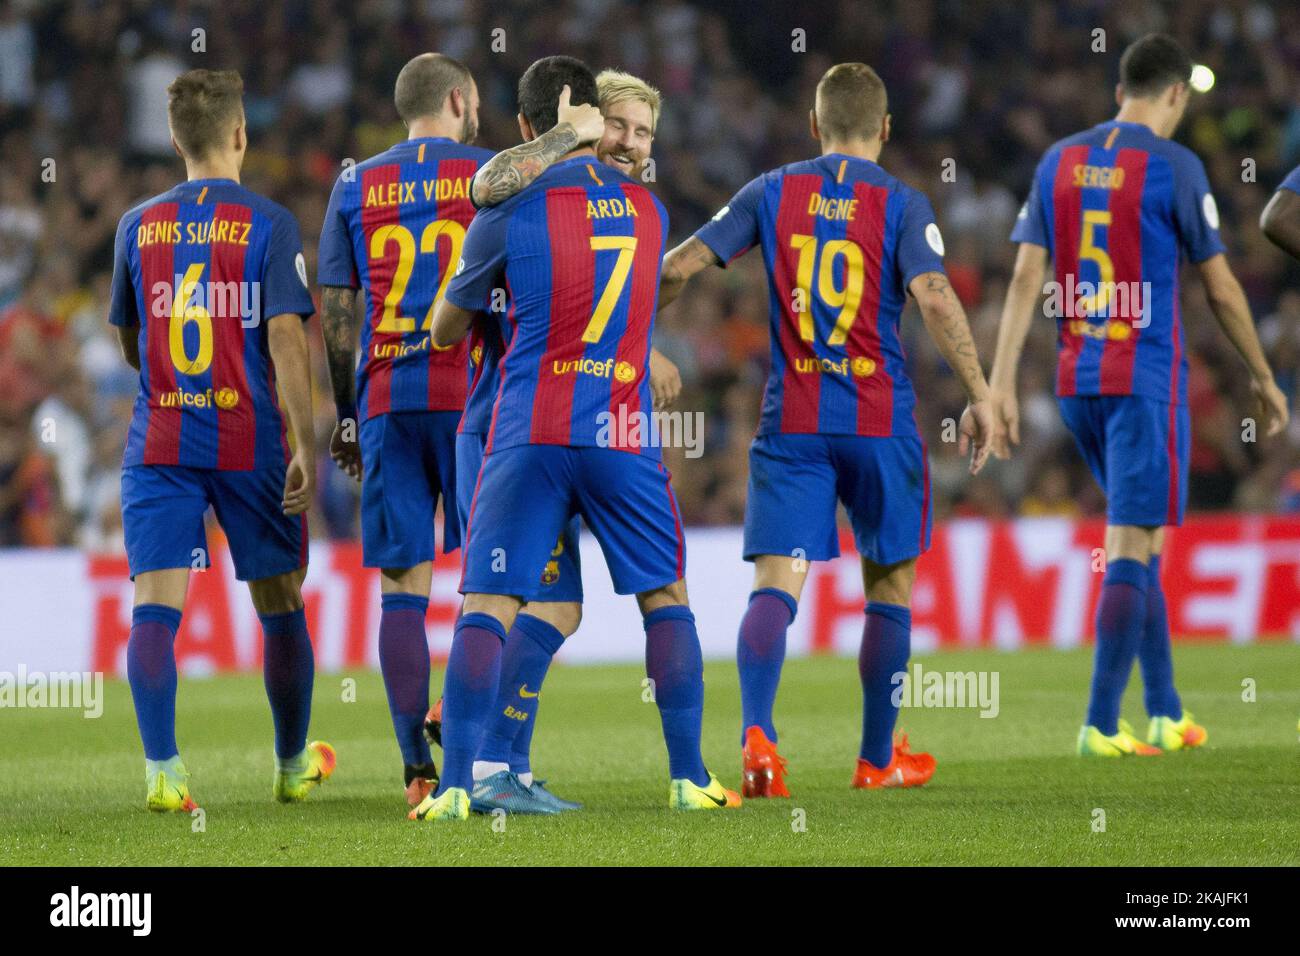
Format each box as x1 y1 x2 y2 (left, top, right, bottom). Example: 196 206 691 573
320 285 363 479
471 85 606 208
910 270 999 474
658 237 722 310
912 271 990 402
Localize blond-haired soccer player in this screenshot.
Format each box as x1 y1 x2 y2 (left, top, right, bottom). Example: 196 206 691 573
658 63 997 796
424 68 682 815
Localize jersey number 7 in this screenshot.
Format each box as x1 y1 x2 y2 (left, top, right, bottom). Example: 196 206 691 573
581 235 638 343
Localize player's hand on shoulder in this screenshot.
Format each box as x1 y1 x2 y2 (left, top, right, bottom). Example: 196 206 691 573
959 398 998 476
988 388 1020 460
557 84 605 146
329 420 362 481
282 446 316 516
649 349 682 410
1250 375 1290 438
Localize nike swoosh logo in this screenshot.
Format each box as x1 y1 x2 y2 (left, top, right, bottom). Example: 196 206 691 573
519 684 540 699
704 788 728 807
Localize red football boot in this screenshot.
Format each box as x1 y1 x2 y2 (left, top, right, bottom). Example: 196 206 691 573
852 733 936 789
742 725 791 798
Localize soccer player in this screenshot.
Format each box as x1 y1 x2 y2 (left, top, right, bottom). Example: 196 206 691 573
989 34 1289 756
1260 165 1300 261
657 62 996 796
109 69 332 811
415 55 740 821
316 53 505 807
1260 168 1300 736
440 68 676 815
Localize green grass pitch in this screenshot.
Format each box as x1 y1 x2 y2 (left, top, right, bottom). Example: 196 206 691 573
2 644 1297 866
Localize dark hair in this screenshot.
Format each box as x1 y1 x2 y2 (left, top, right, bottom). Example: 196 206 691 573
815 62 888 143
517 55 598 135
1119 33 1193 98
167 69 244 159
395 52 473 124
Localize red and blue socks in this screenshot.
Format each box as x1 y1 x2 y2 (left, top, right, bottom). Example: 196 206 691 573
476 613 565 779
259 607 315 762
644 605 709 787
377 592 433 768
1085 558 1148 735
127 604 183 761
1137 554 1182 720
736 587 797 743
438 612 506 793
859 602 911 768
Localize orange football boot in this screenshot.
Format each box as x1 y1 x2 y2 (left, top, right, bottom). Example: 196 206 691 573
852 733 936 789
423 698 443 749
742 726 791 798
404 762 439 807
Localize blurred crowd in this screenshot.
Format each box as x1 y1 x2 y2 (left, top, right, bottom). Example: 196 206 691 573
3 0 1300 550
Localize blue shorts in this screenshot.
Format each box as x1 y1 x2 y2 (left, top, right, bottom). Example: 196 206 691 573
743 432 931 566
455 432 583 603
1058 395 1189 527
359 411 460 568
461 445 683 597
122 464 307 581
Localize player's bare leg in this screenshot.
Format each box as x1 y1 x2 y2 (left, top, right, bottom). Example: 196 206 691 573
1077 524 1165 756
853 556 936 789
632 580 740 810
737 554 808 797
247 567 334 801
375 562 440 805
468 599 583 815
128 569 195 811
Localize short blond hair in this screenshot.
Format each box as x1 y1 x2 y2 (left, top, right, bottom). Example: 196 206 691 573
596 69 662 133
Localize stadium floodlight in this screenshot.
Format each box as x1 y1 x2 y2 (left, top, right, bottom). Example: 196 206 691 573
1190 64 1216 93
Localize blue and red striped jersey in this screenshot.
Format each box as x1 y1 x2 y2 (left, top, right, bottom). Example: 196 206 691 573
694 154 945 437
445 155 668 456
1011 120 1226 404
108 178 315 471
317 137 493 422
459 311 508 436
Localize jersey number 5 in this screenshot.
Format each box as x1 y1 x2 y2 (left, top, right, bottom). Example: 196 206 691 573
369 220 466 336
788 234 865 345
1076 210 1113 316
